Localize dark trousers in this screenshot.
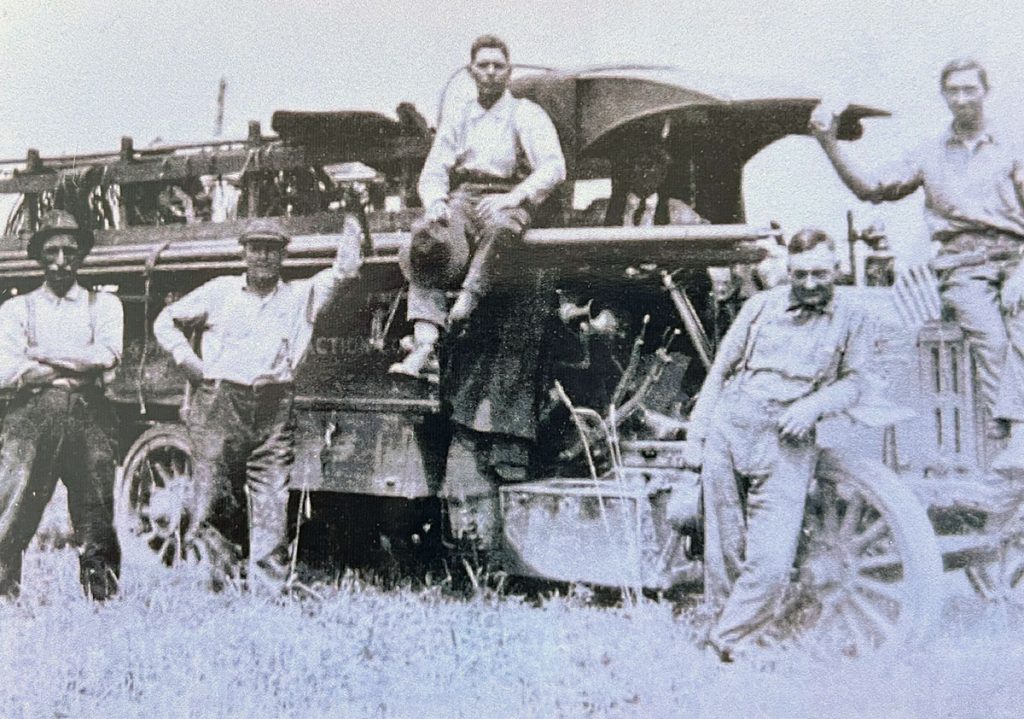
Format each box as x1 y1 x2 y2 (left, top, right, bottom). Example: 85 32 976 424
0 386 120 599
400 187 532 326
187 381 296 586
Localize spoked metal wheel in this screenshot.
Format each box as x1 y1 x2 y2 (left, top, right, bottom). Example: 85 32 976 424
116 424 195 567
780 450 944 658
964 495 1024 604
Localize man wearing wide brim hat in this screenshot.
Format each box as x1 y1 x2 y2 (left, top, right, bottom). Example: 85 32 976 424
154 215 361 592
25 209 95 260
0 209 122 600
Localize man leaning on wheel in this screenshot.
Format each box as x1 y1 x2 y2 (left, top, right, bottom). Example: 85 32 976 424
683 229 875 662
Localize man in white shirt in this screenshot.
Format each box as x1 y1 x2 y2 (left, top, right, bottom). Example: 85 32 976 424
390 34 566 379
154 217 361 590
811 59 1024 468
0 210 123 600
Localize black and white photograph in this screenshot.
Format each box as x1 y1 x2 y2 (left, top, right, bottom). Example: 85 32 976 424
1 1 1023 717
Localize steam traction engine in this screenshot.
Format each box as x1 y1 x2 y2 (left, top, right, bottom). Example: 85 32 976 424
1 66 1018 655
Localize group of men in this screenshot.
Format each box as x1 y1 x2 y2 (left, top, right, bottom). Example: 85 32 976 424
0 37 1020 668
690 56 1024 662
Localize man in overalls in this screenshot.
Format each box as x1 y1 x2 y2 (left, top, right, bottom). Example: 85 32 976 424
0 210 123 600
685 229 874 661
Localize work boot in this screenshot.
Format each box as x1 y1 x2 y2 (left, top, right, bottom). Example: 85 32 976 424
388 341 439 383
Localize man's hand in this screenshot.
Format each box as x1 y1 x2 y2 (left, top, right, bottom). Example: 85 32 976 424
424 200 449 224
180 354 205 385
27 347 98 375
1002 267 1024 316
18 361 60 386
808 103 841 144
476 191 523 224
777 399 821 442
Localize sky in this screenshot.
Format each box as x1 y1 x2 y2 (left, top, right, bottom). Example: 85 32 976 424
2 0 1023 263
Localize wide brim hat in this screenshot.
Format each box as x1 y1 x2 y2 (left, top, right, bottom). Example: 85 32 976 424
408 219 457 287
238 218 290 247
27 210 95 260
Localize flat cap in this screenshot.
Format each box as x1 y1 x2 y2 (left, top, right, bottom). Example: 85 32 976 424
238 218 290 246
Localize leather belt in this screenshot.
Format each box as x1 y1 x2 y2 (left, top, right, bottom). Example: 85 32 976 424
204 379 294 393
450 170 518 194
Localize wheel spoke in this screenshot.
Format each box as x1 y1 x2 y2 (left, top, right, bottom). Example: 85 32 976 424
855 552 902 573
837 603 875 654
839 495 864 543
149 459 173 487
853 517 889 553
848 592 897 635
855 576 905 605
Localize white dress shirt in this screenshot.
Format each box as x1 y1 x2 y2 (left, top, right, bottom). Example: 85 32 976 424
0 283 123 389
418 91 566 209
153 260 352 386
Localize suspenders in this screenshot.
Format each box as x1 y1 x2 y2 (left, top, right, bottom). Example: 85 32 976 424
24 289 102 381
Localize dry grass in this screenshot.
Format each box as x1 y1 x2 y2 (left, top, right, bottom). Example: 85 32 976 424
1 539 1022 719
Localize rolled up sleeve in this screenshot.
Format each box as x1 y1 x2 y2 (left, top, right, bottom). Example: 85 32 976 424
864 149 924 203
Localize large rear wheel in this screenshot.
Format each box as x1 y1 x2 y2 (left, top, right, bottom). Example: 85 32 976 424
779 450 944 657
115 423 194 567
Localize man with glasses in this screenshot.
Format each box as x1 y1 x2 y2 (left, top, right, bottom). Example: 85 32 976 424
684 229 874 661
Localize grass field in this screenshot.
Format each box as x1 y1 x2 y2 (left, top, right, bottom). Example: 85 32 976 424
2 496 1023 719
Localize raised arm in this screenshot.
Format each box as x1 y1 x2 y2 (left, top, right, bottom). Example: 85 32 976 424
809 107 922 203
303 215 364 322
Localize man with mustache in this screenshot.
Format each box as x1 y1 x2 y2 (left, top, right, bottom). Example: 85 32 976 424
0 210 123 600
154 218 361 590
684 229 874 661
811 58 1024 470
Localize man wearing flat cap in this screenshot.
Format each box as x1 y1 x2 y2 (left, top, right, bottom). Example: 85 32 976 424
0 210 123 600
154 217 361 590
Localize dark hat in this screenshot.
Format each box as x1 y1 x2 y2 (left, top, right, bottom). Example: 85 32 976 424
408 220 456 287
238 218 290 247
28 210 94 260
